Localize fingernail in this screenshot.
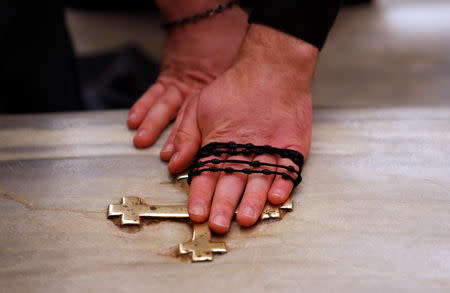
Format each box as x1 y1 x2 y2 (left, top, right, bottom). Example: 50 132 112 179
241 206 256 219
189 204 206 217
212 214 228 228
128 112 138 122
271 189 284 199
136 129 149 138
161 143 174 154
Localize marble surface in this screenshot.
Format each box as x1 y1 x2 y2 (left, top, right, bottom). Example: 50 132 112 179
0 108 449 292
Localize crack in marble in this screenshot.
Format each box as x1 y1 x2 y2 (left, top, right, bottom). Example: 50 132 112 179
0 189 102 216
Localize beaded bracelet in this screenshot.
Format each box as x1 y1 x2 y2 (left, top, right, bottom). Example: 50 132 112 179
161 0 240 29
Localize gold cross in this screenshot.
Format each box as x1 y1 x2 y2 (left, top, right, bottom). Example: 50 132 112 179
259 198 293 220
179 223 227 262
108 196 188 225
108 196 292 225
107 196 293 262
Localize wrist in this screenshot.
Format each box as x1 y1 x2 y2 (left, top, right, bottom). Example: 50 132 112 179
237 24 319 83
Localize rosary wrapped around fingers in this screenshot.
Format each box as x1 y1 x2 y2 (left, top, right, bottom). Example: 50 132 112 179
188 142 303 187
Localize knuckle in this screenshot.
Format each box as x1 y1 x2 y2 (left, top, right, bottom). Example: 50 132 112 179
245 191 265 203
174 128 192 145
159 93 182 109
190 190 209 202
216 197 236 212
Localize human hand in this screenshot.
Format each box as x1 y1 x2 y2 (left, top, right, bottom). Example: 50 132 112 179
165 24 319 233
127 1 248 148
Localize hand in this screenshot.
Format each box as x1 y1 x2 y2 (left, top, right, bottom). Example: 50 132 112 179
165 24 319 233
127 2 248 149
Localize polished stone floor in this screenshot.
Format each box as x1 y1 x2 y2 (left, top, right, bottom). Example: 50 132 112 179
67 0 450 108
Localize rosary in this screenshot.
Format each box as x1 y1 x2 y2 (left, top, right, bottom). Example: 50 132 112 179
188 142 303 186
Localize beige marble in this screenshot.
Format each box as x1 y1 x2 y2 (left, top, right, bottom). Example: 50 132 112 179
0 108 449 292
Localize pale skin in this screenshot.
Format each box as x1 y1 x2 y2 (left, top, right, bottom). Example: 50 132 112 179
128 1 318 234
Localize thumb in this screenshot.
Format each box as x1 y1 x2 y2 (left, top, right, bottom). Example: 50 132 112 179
168 97 202 174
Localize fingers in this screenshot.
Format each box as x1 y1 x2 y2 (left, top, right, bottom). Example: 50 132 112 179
168 97 201 174
187 157 223 222
236 154 276 227
160 100 188 161
127 83 165 129
186 148 298 232
209 155 249 234
267 157 296 205
133 86 183 148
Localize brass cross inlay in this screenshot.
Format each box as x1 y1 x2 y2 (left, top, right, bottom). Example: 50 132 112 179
109 196 292 226
179 223 227 262
107 183 294 262
259 199 293 220
108 196 188 225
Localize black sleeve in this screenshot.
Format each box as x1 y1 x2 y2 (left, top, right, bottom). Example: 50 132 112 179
248 0 340 50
